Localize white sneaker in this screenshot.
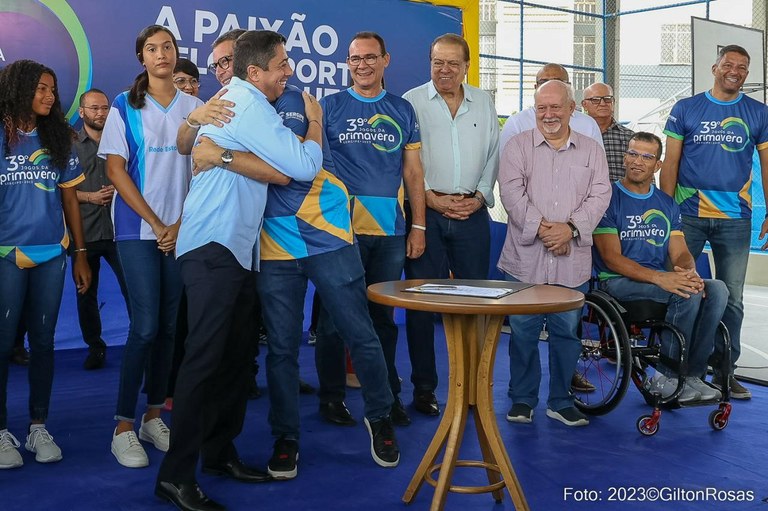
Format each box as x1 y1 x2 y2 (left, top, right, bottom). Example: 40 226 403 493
686 377 722 401
138 414 170 452
661 377 701 403
25 426 62 463
111 429 148 468
0 430 23 469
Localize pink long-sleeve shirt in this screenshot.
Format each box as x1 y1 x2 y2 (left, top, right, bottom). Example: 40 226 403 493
497 128 611 288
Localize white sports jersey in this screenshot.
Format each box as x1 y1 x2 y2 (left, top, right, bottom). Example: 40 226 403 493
98 90 202 240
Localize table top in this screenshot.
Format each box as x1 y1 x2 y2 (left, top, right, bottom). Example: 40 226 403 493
367 279 584 315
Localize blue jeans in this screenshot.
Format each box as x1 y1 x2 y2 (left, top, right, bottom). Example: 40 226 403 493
601 277 728 376
505 274 588 412
404 206 490 393
315 235 405 400
259 244 393 441
681 216 750 370
0 254 66 429
115 240 182 422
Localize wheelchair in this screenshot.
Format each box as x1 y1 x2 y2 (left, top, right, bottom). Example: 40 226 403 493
572 288 732 436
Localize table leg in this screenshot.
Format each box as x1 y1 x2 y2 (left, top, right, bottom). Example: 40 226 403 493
475 315 530 511
402 313 464 503
428 314 470 511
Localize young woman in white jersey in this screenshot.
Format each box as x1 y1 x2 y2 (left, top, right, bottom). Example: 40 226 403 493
99 25 202 468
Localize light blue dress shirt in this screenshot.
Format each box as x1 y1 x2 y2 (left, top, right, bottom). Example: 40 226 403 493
176 77 322 270
403 81 499 207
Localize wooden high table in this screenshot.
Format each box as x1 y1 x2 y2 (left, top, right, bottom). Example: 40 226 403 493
367 279 585 511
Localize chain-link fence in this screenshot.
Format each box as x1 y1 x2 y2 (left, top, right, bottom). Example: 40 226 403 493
481 0 767 232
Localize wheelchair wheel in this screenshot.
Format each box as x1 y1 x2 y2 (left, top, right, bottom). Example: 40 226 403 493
574 292 633 415
637 414 660 436
708 409 728 431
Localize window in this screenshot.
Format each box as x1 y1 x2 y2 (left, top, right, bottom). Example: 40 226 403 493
573 71 597 93
574 0 597 23
661 24 691 65
574 35 596 67
480 0 496 22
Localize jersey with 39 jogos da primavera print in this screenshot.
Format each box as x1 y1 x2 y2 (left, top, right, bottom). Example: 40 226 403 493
663 91 768 219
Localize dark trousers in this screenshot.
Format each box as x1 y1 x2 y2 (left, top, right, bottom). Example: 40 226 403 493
74 240 129 350
157 243 255 484
404 205 490 393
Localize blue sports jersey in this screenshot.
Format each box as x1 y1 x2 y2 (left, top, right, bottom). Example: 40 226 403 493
321 88 421 236
0 129 84 267
663 91 768 218
260 85 353 260
98 90 203 240
593 181 683 281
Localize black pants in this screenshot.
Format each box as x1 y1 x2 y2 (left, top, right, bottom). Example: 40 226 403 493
74 240 129 350
157 243 255 483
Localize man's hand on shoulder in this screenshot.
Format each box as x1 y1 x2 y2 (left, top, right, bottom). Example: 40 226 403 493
188 88 236 128
302 92 322 126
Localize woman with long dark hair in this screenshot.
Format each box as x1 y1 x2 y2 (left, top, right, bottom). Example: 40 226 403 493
0 59 91 469
98 25 202 468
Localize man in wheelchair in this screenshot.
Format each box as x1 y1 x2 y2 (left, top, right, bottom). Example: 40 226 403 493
593 132 728 403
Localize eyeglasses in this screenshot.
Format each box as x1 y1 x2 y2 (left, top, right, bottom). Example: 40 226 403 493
207 55 233 74
585 95 614 105
624 150 657 162
81 106 110 113
173 77 200 88
347 54 383 66
536 78 570 87
431 59 465 70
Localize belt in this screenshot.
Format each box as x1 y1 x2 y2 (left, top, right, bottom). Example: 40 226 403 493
431 191 476 199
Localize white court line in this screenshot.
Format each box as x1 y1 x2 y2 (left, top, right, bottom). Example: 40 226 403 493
741 343 768 362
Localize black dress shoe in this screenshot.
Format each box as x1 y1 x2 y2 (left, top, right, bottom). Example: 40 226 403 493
202 458 272 483
299 379 316 395
83 347 106 370
10 346 29 366
391 398 411 426
155 481 225 511
319 401 356 426
413 391 440 416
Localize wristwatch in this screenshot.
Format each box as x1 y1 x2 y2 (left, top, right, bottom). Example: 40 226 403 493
567 221 579 239
220 148 234 168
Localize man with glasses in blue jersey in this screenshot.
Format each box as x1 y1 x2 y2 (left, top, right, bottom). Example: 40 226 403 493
315 31 427 428
594 132 727 403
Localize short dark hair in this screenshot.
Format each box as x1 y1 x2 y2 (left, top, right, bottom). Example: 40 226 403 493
213 29 247 49
79 88 108 107
629 132 663 160
233 30 287 79
350 31 387 56
429 33 469 62
173 58 199 79
715 44 750 65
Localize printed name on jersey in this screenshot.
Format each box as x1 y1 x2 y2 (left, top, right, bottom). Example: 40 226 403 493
620 209 671 246
338 114 403 152
693 118 749 152
280 111 306 123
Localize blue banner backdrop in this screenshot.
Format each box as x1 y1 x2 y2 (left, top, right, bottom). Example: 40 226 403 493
0 0 462 124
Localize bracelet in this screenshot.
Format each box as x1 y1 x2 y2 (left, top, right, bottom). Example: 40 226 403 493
308 119 321 128
74 248 87 253
472 194 483 204
411 224 426 231
186 117 201 129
